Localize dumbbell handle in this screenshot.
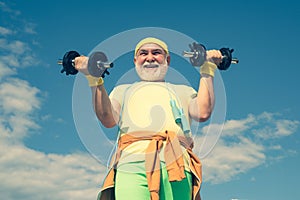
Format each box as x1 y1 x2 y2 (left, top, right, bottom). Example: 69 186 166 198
95 60 113 69
182 51 239 64
182 51 199 58
57 59 112 69
182 51 200 58
230 58 239 64
57 60 63 65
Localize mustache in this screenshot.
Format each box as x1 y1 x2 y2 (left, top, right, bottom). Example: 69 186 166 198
142 62 160 68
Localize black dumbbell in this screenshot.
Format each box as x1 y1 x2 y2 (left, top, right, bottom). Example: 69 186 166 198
182 42 239 70
219 48 239 70
57 51 113 77
57 51 80 75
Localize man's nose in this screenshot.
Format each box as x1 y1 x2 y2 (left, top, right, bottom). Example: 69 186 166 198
146 53 155 62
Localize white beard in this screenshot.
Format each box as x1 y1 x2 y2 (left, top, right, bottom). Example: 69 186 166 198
135 59 168 82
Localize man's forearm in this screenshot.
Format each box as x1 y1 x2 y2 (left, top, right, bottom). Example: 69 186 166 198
189 74 215 122
196 74 215 121
93 85 118 128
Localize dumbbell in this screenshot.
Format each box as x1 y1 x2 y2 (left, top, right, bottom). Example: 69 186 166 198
57 51 113 77
182 42 239 70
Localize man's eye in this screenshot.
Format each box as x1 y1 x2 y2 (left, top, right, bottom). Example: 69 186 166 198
152 50 163 55
139 51 147 56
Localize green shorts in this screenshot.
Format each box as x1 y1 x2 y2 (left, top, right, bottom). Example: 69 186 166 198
115 161 192 200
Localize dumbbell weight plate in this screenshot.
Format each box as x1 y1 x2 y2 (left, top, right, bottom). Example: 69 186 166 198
189 43 206 67
219 48 233 70
62 51 80 75
88 51 109 77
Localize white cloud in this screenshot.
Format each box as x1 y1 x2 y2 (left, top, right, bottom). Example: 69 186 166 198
194 112 299 184
0 38 29 55
0 78 107 200
0 78 41 144
0 26 14 35
201 137 265 184
0 54 20 67
275 119 299 137
0 8 39 79
0 38 39 79
0 61 16 78
0 78 40 115
252 112 299 139
0 3 108 200
219 114 257 136
0 143 106 200
24 22 37 34
0 1 21 16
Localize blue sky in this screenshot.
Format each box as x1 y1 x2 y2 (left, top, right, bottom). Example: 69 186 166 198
0 0 299 199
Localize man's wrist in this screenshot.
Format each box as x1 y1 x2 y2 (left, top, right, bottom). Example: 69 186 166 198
200 61 217 77
85 75 104 87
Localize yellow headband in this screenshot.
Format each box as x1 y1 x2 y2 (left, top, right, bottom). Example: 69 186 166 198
134 37 169 56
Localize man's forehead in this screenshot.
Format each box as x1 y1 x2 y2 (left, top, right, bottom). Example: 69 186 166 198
139 43 164 51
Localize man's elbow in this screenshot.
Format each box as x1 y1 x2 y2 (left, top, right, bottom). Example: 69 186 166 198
199 113 211 122
96 112 117 128
192 111 212 122
102 121 116 128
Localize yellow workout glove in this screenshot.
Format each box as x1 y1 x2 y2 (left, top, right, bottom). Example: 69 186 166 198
85 75 104 87
200 61 217 77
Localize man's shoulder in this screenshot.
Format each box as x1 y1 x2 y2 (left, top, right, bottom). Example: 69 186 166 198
113 83 132 90
168 83 194 90
168 83 197 98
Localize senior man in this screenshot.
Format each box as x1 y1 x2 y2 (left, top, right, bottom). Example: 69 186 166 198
74 37 222 200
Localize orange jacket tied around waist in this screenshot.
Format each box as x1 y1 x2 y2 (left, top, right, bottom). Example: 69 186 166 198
97 130 202 200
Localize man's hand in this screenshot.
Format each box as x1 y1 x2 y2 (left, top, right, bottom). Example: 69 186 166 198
206 50 223 66
74 56 89 75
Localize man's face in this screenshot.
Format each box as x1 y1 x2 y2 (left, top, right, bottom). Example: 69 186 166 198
134 43 170 82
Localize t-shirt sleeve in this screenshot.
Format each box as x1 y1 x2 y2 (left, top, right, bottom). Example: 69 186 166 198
109 84 131 105
183 85 197 103
185 86 198 108
174 84 197 108
188 86 198 99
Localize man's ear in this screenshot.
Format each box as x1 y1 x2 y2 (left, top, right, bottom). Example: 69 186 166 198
133 57 136 65
167 55 171 65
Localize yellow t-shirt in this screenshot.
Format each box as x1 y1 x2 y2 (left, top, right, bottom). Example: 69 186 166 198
109 81 197 169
